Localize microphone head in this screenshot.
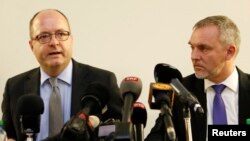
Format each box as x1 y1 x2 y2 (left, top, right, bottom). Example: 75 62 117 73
154 63 183 83
131 102 147 127
88 115 100 129
60 115 100 141
16 94 44 134
17 94 44 115
120 76 142 101
81 81 109 115
148 83 174 109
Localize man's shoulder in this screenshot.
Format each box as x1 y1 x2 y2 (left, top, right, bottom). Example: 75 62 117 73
237 67 250 78
73 60 115 75
183 73 197 82
8 67 39 81
182 73 205 90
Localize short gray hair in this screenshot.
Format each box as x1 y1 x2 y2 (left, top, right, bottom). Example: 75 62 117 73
193 15 241 54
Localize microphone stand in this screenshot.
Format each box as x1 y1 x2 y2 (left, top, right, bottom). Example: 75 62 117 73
113 122 134 141
183 107 192 141
161 104 176 141
25 133 34 141
133 124 144 141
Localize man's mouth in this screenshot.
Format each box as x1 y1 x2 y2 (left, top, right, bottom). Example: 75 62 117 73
49 52 61 55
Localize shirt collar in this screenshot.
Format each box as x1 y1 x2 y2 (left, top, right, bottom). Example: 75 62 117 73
40 60 73 86
204 67 238 93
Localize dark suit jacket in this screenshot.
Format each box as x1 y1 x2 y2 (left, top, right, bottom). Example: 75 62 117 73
1 59 123 141
146 67 250 141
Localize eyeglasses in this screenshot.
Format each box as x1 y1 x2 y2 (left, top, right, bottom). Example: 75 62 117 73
33 31 70 44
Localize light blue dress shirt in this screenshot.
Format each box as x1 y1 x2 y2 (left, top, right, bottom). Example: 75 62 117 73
36 60 73 141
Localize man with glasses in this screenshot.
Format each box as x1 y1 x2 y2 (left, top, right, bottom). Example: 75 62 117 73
2 9 123 141
33 31 71 44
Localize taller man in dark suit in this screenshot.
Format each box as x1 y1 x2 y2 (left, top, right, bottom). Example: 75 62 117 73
1 9 123 141
146 15 250 141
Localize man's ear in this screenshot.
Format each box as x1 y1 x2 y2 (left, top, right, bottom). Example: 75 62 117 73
29 40 34 50
226 45 236 60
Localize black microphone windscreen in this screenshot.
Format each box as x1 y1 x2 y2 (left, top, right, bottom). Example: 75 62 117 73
120 76 142 101
81 82 109 115
16 94 44 134
131 102 147 127
154 63 183 83
17 94 44 115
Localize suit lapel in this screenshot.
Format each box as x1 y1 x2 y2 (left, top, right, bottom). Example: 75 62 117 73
192 78 207 140
70 60 89 116
24 68 40 96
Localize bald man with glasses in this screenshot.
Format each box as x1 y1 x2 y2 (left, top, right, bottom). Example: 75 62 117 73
2 9 123 141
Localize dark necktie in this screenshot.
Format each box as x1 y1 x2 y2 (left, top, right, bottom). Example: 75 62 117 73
49 78 64 136
212 84 227 125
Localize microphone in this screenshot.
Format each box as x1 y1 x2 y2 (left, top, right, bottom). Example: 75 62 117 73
16 94 44 139
120 76 142 123
111 76 141 141
80 81 109 116
60 82 109 141
154 63 204 114
131 102 147 141
148 83 176 141
148 82 174 110
88 115 100 130
97 75 143 141
60 115 100 141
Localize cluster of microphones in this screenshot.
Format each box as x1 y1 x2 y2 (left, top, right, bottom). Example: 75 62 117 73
16 63 204 141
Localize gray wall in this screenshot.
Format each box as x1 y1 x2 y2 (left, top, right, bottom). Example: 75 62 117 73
1 0 250 136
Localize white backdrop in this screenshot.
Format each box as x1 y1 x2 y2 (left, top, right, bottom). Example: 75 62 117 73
1 0 250 137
